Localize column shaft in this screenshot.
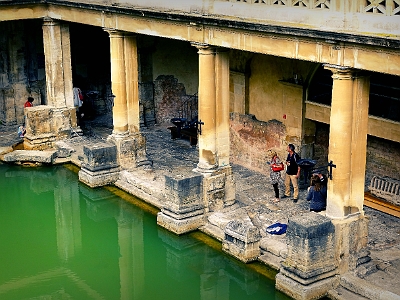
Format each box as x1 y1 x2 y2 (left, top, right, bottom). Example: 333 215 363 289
108 30 128 135
124 34 140 133
215 49 230 167
42 18 73 107
325 65 369 218
349 74 370 212
196 44 217 170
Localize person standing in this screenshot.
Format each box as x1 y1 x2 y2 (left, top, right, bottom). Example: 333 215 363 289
282 144 301 202
73 87 84 125
306 174 327 212
269 151 284 203
24 97 34 108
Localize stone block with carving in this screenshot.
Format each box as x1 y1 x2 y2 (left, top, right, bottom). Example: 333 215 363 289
222 220 261 263
203 166 236 211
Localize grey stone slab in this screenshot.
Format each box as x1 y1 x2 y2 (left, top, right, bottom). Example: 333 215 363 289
3 149 57 163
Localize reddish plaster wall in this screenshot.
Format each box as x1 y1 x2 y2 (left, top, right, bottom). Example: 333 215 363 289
230 112 286 174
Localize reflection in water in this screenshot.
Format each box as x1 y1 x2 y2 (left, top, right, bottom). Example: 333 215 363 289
0 164 289 300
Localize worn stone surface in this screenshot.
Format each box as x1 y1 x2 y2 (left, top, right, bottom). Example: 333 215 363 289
78 166 120 188
82 143 118 172
55 140 75 158
282 212 337 282
3 149 57 163
222 220 261 262
158 173 205 234
0 116 399 299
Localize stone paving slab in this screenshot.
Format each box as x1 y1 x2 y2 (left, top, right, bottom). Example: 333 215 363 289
3 149 57 163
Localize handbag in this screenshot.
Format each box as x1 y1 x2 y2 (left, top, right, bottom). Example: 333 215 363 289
271 162 284 172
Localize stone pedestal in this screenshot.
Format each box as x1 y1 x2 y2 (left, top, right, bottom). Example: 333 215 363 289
78 143 120 188
24 105 81 150
157 173 204 235
276 212 339 300
107 133 151 169
201 166 236 212
222 220 261 263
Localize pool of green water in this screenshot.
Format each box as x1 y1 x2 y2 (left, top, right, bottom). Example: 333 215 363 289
0 163 290 300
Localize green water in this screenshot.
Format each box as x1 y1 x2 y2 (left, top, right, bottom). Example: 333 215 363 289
0 164 290 300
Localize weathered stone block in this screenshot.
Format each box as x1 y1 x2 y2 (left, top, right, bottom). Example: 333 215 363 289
24 106 77 150
282 212 337 282
81 143 118 172
55 141 75 158
3 149 57 164
158 173 205 235
164 173 203 212
157 212 205 235
222 220 261 263
276 272 339 300
203 166 236 211
107 133 151 169
78 166 120 188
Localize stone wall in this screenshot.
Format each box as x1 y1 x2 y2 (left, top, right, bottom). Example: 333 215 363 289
230 112 286 173
0 20 44 126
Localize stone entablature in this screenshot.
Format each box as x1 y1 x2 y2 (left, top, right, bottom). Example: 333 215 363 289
1 1 399 77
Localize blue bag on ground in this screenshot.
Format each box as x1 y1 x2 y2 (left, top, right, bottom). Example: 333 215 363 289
266 223 287 235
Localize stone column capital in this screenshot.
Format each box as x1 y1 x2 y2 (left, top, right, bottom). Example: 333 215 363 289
191 42 215 55
323 64 369 80
103 28 124 38
42 17 57 26
323 64 354 80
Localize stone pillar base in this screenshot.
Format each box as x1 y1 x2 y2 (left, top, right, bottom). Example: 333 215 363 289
222 220 261 263
277 212 339 299
24 133 57 150
78 166 121 188
275 273 339 300
24 105 78 150
107 132 151 169
157 173 204 235
78 143 120 187
200 166 236 212
157 212 205 235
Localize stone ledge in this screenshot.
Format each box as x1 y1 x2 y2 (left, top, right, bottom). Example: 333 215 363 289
2 149 57 163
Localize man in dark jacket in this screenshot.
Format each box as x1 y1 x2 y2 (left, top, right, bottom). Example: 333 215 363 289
282 144 301 202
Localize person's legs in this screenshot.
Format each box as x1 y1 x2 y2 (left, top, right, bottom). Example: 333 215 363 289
284 174 291 197
291 175 299 199
273 183 279 198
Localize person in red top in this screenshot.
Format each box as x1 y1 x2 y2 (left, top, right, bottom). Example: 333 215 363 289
24 97 34 108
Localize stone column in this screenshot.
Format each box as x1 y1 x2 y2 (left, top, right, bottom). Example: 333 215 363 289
192 44 236 212
349 74 370 213
324 65 370 219
124 33 140 133
193 44 218 172
24 18 77 150
42 18 73 108
215 48 230 167
105 29 150 169
106 29 129 136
